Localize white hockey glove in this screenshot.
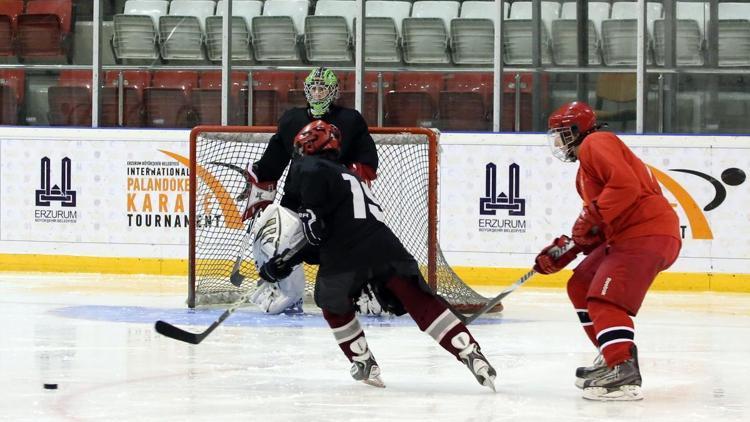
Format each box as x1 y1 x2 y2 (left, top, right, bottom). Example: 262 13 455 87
240 165 277 221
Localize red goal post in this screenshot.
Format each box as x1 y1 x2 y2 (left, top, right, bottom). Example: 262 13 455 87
187 125 502 314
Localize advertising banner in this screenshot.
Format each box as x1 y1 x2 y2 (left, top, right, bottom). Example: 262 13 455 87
438 134 750 275
0 129 190 258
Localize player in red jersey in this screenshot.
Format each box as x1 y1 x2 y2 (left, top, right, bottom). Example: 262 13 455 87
534 101 681 401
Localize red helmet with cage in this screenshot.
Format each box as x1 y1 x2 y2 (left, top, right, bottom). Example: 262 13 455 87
294 120 342 156
547 101 598 162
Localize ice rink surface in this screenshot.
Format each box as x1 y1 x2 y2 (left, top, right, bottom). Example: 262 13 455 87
0 273 748 422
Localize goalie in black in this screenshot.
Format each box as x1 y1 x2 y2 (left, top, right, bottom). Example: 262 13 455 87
241 67 379 315
255 120 497 390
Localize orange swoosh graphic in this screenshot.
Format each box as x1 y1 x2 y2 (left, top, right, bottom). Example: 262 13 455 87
649 165 713 240
159 150 243 230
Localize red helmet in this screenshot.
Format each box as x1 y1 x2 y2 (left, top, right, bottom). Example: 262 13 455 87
548 101 597 134
294 120 342 156
547 101 598 162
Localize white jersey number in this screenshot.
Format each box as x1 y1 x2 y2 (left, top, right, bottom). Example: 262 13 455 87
342 173 385 222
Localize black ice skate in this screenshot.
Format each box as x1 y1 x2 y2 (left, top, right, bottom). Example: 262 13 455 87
582 346 643 401
575 353 608 389
350 353 385 388
458 343 497 392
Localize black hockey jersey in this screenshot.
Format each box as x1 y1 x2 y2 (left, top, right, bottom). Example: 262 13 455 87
252 105 378 183
284 155 417 278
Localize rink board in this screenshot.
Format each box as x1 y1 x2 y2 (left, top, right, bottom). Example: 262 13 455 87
0 128 748 292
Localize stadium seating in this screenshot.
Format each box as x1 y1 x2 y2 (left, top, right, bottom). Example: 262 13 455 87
559 1 610 36
252 0 308 62
509 1 561 33
113 0 168 60
0 1 24 57
609 1 663 34
653 19 704 66
401 1 459 64
193 70 248 125
336 71 394 125
144 70 199 127
718 19 750 67
0 69 24 124
677 1 708 37
47 70 92 126
503 19 552 65
361 1 412 63
601 19 653 66
449 1 503 65
551 19 601 65
205 1 262 61
385 72 443 126
101 70 150 127
304 0 357 62
440 72 492 131
159 0 215 60
249 71 296 125
17 0 73 62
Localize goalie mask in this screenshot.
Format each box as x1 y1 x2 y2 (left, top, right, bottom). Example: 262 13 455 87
304 67 339 118
547 101 598 162
294 120 342 157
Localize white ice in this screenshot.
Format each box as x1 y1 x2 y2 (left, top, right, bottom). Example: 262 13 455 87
0 273 749 422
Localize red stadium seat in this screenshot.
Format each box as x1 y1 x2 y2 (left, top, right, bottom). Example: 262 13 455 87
0 69 25 104
0 1 24 57
286 70 311 109
250 71 296 125
17 0 73 61
144 71 199 128
193 71 248 125
337 71 395 125
440 72 492 131
48 70 92 126
102 70 151 127
385 72 444 127
0 69 24 125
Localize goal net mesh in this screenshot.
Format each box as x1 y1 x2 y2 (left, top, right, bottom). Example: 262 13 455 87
190 127 501 314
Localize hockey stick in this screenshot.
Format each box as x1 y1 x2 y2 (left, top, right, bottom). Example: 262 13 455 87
460 241 576 325
156 240 308 344
229 215 257 287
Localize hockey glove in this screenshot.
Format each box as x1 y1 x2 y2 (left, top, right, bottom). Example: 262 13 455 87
571 205 605 249
348 162 377 185
299 208 325 246
240 165 277 221
258 255 294 283
533 235 581 275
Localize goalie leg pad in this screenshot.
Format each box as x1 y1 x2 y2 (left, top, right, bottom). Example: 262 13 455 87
249 265 305 314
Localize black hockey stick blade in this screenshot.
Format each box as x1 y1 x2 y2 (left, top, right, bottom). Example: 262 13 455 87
229 266 245 287
155 320 216 345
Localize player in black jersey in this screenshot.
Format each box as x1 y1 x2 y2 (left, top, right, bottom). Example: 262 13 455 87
258 120 497 390
243 67 378 221
241 67 379 314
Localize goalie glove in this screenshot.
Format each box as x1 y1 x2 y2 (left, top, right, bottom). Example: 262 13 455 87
240 165 277 221
533 235 581 275
299 208 325 246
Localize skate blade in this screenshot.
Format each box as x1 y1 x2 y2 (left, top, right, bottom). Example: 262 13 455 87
483 378 496 393
362 377 386 388
582 385 643 401
574 377 585 389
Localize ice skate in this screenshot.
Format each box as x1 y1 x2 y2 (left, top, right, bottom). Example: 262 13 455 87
458 343 497 392
350 354 385 388
575 353 608 389
582 347 643 401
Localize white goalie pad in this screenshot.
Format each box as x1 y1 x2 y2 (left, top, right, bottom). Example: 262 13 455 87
249 266 305 314
249 204 307 314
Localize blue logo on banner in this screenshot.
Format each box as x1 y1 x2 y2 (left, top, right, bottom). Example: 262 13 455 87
479 163 525 216
35 157 76 207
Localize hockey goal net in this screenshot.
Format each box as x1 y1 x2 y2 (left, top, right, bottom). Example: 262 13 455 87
188 126 502 314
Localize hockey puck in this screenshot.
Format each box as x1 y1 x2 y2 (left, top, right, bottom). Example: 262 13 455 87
43 383 58 390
